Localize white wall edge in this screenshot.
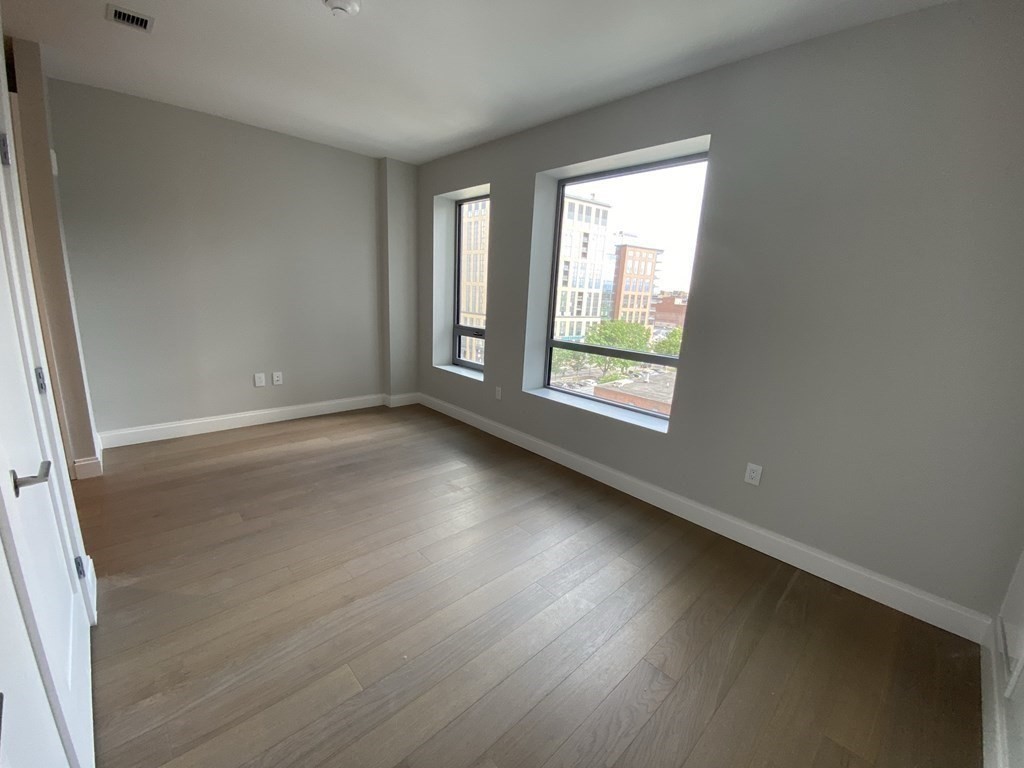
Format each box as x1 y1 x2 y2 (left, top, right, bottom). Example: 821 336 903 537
83 555 97 627
982 622 1011 768
384 393 421 408
72 455 103 479
99 395 385 449
417 393 991 643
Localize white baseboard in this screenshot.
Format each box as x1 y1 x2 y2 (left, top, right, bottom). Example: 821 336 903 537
384 393 420 408
72 455 103 479
417 393 991 643
99 395 385 449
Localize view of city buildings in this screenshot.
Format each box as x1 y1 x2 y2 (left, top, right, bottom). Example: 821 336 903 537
549 216 686 414
548 162 708 415
552 194 611 342
454 161 707 415
611 244 662 327
456 197 489 365
651 290 688 329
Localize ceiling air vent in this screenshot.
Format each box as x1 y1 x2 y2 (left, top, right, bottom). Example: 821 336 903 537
105 4 153 32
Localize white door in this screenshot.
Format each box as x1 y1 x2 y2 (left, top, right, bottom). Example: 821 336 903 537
0 12 94 768
0 528 70 768
0 200 94 768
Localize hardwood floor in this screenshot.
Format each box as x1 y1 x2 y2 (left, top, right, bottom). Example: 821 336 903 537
74 406 982 768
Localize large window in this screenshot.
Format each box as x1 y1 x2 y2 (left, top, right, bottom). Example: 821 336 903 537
546 156 708 417
454 196 490 370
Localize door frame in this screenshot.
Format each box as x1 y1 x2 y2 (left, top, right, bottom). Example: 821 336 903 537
0 57 96 626
9 92 77 477
0 8 95 768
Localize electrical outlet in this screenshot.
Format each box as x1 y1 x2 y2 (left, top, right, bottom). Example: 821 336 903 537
253 372 266 388
495 386 502 401
744 463 763 486
272 371 283 386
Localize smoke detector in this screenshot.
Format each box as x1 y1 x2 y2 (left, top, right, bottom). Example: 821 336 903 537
323 0 360 15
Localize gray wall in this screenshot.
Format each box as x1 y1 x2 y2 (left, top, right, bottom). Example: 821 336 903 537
48 81 381 432
377 158 419 397
417 0 1024 615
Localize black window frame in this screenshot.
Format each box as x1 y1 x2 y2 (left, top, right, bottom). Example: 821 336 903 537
545 153 709 419
453 194 490 372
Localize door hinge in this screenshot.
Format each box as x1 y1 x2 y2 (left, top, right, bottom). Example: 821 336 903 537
74 556 85 579
34 366 47 395
0 134 9 167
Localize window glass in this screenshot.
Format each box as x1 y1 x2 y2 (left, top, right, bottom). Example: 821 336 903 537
455 197 490 368
547 159 708 415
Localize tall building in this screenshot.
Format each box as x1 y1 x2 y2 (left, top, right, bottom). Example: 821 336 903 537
651 290 688 329
552 194 611 341
611 244 662 326
457 198 489 363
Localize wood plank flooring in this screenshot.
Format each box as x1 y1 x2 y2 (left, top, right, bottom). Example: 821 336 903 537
73 405 982 768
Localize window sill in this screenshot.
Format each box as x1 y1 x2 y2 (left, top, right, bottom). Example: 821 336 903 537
524 387 669 433
435 363 484 382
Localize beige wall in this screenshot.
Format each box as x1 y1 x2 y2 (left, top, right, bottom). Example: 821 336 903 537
47 81 383 433
417 0 1024 615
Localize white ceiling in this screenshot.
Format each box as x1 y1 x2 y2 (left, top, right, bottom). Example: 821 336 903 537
4 0 943 163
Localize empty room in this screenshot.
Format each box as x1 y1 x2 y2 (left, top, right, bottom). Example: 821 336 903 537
0 0 1021 766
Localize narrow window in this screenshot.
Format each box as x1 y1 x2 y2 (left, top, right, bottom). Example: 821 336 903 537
454 196 490 370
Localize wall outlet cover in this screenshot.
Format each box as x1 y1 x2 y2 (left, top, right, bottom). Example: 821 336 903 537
745 463 763 486
272 371 283 385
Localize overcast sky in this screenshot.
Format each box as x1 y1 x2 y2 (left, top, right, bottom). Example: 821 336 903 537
566 160 708 292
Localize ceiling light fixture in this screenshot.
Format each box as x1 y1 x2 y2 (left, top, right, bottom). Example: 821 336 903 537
323 0 360 16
